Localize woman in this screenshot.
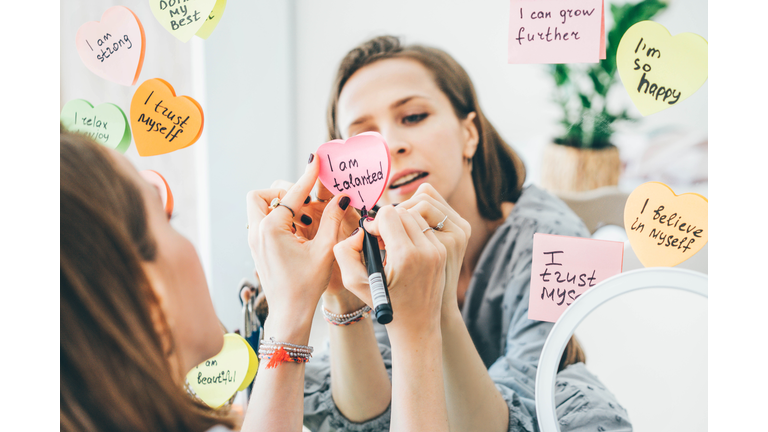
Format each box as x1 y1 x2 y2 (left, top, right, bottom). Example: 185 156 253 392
302 36 631 431
61 128 454 431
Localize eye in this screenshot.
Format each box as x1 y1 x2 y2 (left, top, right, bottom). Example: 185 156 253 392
402 113 427 125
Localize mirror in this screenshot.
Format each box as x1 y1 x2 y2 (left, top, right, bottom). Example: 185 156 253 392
535 268 707 432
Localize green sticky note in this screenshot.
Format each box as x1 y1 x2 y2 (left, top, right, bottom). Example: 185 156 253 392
60 99 131 154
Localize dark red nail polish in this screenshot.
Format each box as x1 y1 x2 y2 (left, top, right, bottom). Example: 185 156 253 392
350 227 360 236
339 196 350 210
301 214 312 225
292 222 297 233
304 196 311 204
308 153 315 164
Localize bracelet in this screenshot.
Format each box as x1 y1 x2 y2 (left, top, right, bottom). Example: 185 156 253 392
258 337 313 368
323 305 372 326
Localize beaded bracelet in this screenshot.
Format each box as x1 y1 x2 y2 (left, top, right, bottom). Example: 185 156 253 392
258 337 313 368
323 305 372 326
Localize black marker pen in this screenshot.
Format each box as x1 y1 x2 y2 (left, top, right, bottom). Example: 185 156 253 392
359 216 393 324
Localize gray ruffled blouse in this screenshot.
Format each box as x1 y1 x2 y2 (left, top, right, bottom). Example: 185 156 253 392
303 185 632 432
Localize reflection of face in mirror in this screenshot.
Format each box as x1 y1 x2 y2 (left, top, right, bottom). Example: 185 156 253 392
337 58 479 209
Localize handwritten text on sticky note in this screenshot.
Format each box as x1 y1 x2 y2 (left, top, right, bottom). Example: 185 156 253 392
76 6 146 86
528 233 623 322
186 334 258 408
316 132 391 212
508 0 605 64
130 78 204 157
150 0 217 42
624 182 707 267
617 21 708 116
60 99 132 153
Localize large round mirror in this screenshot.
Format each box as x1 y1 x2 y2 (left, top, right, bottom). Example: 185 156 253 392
535 268 708 432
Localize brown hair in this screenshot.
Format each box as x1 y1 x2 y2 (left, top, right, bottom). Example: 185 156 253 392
60 128 235 432
327 36 585 370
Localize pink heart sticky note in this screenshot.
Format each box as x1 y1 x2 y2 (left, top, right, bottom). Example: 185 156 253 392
76 6 146 86
317 132 391 212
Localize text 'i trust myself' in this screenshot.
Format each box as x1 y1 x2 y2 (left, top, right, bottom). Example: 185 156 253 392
137 91 190 143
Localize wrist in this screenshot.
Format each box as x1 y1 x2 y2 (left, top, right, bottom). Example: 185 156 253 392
388 322 442 351
322 290 366 314
263 308 315 346
440 304 463 330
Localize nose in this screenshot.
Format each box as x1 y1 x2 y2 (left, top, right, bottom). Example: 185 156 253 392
381 128 411 157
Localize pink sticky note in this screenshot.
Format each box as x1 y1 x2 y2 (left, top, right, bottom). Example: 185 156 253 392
528 233 623 322
76 6 146 86
508 0 604 64
316 132 391 212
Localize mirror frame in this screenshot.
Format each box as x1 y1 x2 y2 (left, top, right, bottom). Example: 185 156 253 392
534 267 708 432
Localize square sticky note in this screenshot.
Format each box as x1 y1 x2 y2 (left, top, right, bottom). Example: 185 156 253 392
528 233 624 322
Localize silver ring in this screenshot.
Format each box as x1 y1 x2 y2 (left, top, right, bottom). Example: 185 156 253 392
422 226 433 233
433 215 448 231
269 197 295 217
315 196 331 203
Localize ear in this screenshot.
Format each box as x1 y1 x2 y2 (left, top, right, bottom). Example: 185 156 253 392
461 112 479 159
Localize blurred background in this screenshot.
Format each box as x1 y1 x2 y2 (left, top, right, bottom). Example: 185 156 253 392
61 1 707 430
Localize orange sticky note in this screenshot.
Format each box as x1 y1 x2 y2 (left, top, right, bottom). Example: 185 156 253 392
528 233 623 322
140 170 174 216
130 78 204 157
624 182 708 267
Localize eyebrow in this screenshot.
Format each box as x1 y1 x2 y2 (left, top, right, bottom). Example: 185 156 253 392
347 95 428 129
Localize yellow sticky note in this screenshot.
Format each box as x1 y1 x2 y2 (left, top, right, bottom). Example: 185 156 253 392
624 182 707 268
195 0 226 39
149 0 217 43
186 334 258 408
617 21 708 116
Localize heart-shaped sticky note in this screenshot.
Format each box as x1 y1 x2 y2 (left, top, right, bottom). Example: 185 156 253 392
130 78 204 156
139 170 175 216
317 132 391 212
624 182 707 268
76 6 145 86
150 0 217 42
195 0 226 39
60 99 132 153
186 333 259 408
617 21 708 116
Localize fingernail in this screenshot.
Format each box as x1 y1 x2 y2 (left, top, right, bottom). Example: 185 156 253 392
350 227 360 236
304 196 311 205
301 214 312 225
339 196 350 210
308 153 315 164
292 222 297 232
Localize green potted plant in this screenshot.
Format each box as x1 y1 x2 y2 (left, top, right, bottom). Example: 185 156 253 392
540 0 668 193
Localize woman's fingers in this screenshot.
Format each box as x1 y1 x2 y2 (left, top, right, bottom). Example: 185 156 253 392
312 194 351 253
399 183 471 237
246 188 288 231
333 230 373 306
315 179 336 202
263 154 321 229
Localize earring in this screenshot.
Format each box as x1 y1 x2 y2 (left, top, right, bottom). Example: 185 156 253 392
465 156 474 173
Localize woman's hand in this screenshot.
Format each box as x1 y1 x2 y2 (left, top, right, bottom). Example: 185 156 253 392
245 154 351 328
396 183 471 317
333 204 448 336
267 178 365 314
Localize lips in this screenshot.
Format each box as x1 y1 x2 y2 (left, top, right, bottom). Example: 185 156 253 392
389 170 429 189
